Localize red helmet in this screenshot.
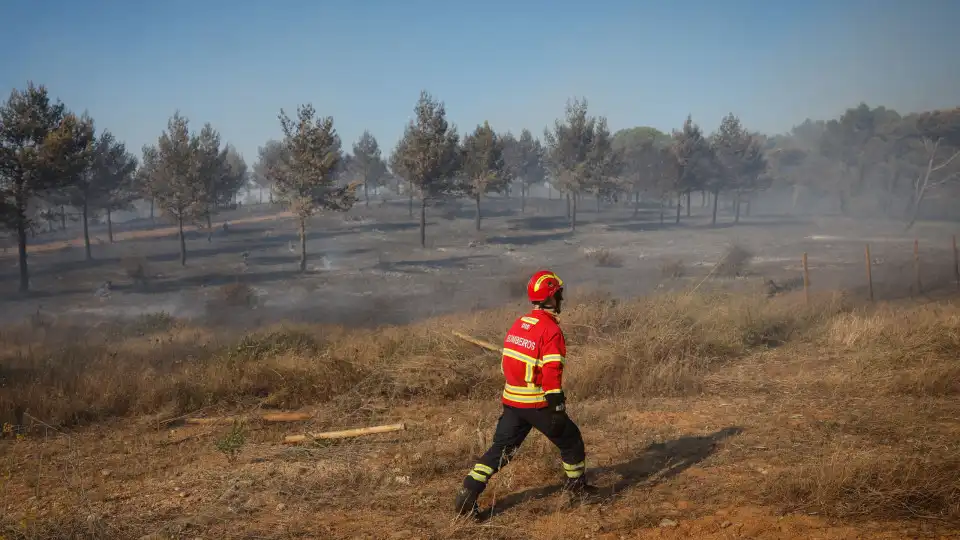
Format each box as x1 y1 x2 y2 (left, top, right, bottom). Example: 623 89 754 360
527 270 564 303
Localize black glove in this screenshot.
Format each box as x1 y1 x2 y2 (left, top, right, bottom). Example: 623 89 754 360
545 392 567 437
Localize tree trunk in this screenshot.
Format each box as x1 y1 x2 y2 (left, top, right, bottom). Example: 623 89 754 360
734 191 742 224
565 192 571 220
659 197 665 225
596 193 601 213
298 217 307 272
107 209 114 242
178 215 186 266
633 191 640 217
419 196 427 248
675 194 681 224
791 184 801 213
571 193 578 232
906 162 936 231
408 183 414 218
82 200 92 261
855 162 866 197
520 183 526 213
475 192 482 231
60 205 66 230
206 211 213 242
711 188 720 226
16 201 29 293
745 196 752 217
150 199 155 226
364 181 369 207
259 188 263 204
701 190 707 207
906 185 923 230
686 191 691 217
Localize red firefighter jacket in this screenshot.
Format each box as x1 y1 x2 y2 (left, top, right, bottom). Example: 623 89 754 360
500 309 567 408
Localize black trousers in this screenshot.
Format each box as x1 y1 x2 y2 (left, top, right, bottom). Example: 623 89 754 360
462 404 586 493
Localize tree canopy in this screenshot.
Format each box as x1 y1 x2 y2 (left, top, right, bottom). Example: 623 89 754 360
4 77 960 294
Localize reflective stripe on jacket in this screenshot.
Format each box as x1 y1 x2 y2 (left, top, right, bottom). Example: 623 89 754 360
500 309 566 409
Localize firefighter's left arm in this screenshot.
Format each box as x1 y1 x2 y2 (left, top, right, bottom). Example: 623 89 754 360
540 329 567 410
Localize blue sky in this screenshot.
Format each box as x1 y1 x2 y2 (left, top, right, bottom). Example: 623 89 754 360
2 0 958 164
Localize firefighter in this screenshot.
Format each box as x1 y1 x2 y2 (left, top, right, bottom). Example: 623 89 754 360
454 269 597 518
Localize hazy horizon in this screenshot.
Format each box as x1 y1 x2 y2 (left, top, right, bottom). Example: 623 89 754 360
2 0 958 162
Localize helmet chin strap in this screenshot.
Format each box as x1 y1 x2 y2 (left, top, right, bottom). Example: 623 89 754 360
534 290 563 315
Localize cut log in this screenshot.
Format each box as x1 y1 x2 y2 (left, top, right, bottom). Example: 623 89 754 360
452 331 500 353
284 423 406 444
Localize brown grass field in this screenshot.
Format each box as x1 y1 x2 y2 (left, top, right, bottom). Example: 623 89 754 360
1 283 959 539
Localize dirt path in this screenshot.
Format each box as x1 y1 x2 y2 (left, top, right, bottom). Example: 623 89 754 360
2 393 954 539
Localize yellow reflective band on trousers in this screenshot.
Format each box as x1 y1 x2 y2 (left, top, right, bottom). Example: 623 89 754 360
470 463 494 482
563 461 585 478
468 471 487 482
473 464 494 476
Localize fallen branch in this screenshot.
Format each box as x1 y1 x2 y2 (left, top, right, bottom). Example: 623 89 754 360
184 417 239 425
452 330 500 353
262 412 313 423
183 412 313 425
158 405 218 426
283 423 406 444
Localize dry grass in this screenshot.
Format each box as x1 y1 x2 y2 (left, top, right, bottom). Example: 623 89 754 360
582 247 624 267
716 243 753 277
660 258 685 279
2 289 960 538
765 445 960 520
120 255 150 287
0 291 842 428
821 305 960 396
212 282 259 309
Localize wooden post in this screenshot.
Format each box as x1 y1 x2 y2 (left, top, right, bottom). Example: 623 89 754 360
284 423 406 444
953 235 959 290
802 252 810 305
914 239 922 294
865 244 874 302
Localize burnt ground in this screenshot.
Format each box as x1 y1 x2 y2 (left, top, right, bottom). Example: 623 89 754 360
2 195 960 540
1 194 958 328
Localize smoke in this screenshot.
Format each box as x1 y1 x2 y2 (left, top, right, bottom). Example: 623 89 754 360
4 170 959 335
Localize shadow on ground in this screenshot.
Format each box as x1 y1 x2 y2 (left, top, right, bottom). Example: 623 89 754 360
374 255 494 274
507 215 577 231
602 217 809 233
480 426 743 519
487 232 573 246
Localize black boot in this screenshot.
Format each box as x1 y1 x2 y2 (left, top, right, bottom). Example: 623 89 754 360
563 476 600 502
454 487 481 519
